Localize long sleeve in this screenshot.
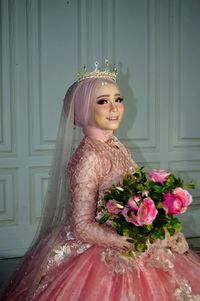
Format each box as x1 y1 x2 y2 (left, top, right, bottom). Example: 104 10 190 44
69 150 127 249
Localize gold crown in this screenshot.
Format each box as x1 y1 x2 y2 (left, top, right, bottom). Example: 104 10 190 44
77 60 117 82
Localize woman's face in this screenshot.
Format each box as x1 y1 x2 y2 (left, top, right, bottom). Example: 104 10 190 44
93 83 124 131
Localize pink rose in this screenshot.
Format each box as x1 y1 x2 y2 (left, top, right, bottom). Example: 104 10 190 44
136 197 158 226
121 207 131 222
121 208 140 225
129 211 140 226
173 187 192 208
106 199 122 214
148 169 170 184
163 188 192 215
127 195 141 211
122 198 158 226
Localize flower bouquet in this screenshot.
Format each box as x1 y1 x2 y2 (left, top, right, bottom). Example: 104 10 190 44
97 168 195 253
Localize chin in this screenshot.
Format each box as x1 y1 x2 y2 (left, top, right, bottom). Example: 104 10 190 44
95 120 122 131
104 124 120 131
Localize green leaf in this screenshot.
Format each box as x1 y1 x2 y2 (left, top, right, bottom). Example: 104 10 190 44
122 229 131 237
167 227 175 236
187 181 196 189
150 227 165 240
126 249 135 257
98 214 110 224
135 243 147 253
126 238 135 243
156 202 163 209
173 222 182 231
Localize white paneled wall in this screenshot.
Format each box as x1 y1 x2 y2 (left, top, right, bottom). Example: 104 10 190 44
0 0 200 258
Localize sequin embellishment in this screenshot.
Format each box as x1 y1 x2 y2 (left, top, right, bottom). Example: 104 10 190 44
174 280 200 301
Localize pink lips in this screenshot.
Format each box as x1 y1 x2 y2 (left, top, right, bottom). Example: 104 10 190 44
107 116 119 121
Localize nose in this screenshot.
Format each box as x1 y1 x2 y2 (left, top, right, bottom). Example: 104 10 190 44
110 101 118 112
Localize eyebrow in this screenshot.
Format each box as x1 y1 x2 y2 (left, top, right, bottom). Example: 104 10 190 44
96 93 120 99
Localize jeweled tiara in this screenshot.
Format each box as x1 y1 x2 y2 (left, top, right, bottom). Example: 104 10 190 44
77 60 118 82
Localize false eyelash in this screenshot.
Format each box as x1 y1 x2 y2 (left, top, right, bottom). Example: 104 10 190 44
96 97 124 105
97 99 108 104
115 97 124 103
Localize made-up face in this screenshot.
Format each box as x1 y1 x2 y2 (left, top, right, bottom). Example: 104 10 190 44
93 83 124 131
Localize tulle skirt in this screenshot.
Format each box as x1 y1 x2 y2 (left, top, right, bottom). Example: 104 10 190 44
2 243 200 301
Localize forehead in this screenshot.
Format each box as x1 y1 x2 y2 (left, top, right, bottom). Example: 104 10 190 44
96 83 120 97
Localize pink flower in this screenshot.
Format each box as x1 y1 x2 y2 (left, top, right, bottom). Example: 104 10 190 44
148 169 170 184
129 211 140 226
121 207 131 222
121 208 140 225
127 195 141 211
106 199 122 214
173 187 192 208
122 198 158 226
136 197 158 226
163 188 192 215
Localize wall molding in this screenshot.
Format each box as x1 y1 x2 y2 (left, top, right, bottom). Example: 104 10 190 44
168 0 200 151
0 0 16 157
0 168 18 225
29 166 49 224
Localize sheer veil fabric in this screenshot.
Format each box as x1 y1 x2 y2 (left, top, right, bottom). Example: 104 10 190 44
33 99 74 245
10 87 76 299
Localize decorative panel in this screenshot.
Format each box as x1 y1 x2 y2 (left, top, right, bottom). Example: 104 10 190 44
77 0 116 66
169 0 200 151
115 0 159 152
0 168 18 225
27 0 78 155
29 166 49 224
0 0 16 156
168 160 200 237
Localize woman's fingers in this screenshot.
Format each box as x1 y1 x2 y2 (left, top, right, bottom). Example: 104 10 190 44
121 236 134 249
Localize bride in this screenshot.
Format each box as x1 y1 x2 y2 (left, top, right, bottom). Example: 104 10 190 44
1 61 200 301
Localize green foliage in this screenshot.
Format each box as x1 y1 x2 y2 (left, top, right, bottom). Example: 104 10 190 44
97 167 194 253
98 214 111 224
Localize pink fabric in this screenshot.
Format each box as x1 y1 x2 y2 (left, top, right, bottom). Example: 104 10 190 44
1 137 200 301
31 247 200 301
83 125 113 142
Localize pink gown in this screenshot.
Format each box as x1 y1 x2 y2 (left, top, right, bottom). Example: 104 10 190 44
1 136 200 301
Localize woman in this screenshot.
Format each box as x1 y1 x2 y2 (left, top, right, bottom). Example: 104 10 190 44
1 62 200 301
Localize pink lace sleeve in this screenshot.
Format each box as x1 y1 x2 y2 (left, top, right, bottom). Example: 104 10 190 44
69 151 129 249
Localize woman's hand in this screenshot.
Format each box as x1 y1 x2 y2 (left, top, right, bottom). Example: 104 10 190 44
119 236 134 251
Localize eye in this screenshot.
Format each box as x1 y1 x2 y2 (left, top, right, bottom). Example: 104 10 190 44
115 97 124 103
97 99 108 105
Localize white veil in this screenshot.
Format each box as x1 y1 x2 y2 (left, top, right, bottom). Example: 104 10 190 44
32 85 75 245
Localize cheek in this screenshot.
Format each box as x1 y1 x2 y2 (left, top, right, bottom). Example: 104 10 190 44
93 107 105 126
119 104 124 118
93 106 107 118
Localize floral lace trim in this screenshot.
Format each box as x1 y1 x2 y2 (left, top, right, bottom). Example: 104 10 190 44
101 248 143 274
47 226 91 269
148 248 175 272
31 227 92 298
174 280 200 301
100 233 189 275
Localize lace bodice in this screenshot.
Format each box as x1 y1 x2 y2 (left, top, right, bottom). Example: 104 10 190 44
67 136 138 249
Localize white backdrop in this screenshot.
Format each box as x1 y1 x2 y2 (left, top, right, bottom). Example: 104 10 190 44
0 0 200 258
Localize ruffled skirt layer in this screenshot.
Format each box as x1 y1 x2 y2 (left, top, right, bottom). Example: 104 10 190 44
31 246 200 301
2 244 200 301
